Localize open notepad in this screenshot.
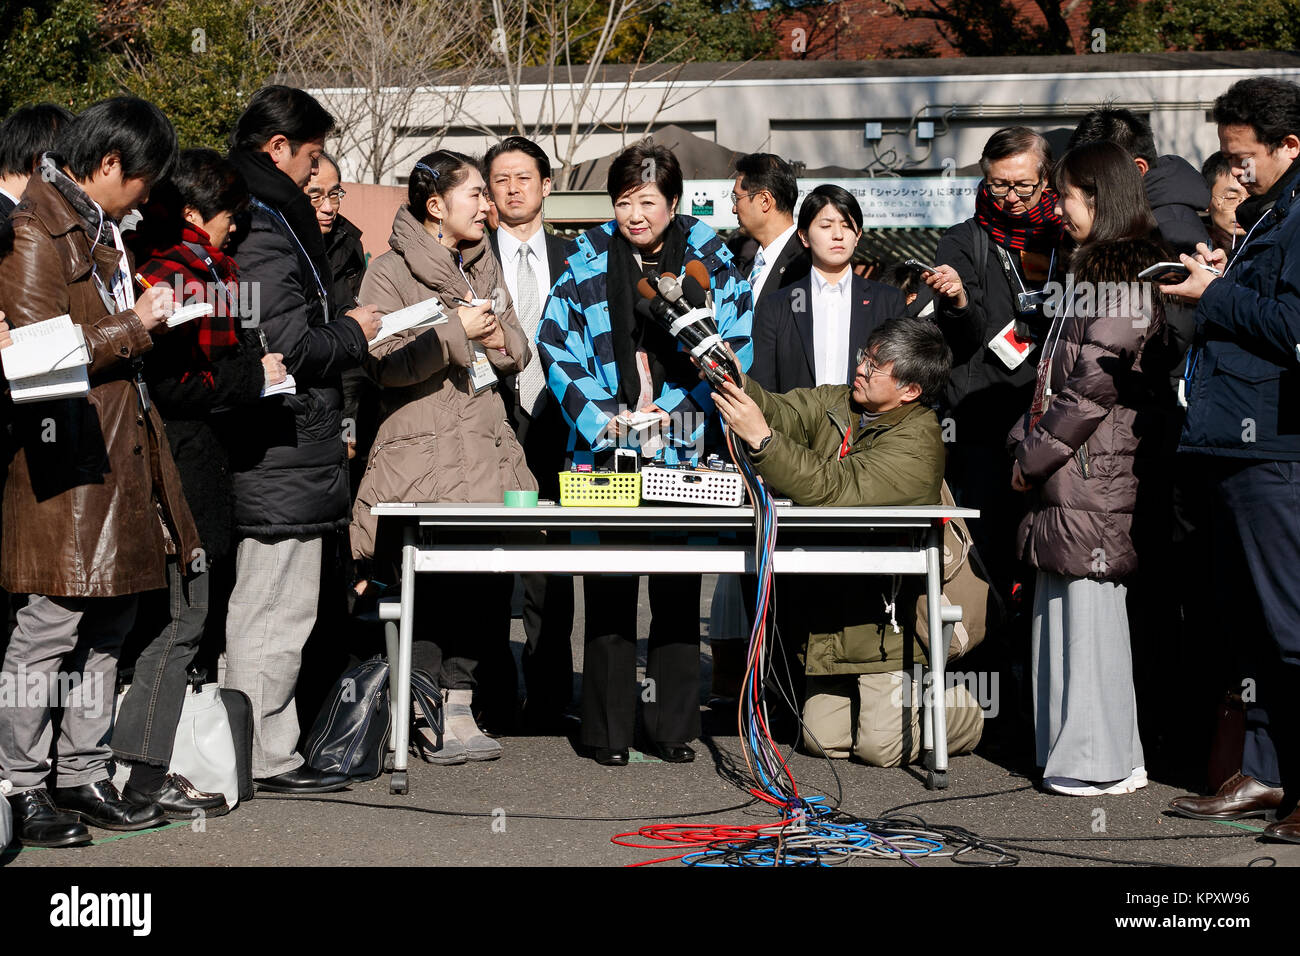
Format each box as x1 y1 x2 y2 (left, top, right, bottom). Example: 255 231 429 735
1 315 92 403
261 373 297 398
371 295 448 345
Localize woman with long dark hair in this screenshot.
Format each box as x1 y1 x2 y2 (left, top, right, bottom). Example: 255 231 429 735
1009 140 1174 796
351 149 536 764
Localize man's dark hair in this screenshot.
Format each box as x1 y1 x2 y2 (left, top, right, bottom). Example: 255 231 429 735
1068 108 1158 167
0 103 74 177
735 152 798 215
1053 140 1157 247
408 149 480 221
979 126 1053 180
864 316 952 405
607 141 683 207
1201 151 1234 190
231 85 335 153
797 183 863 235
485 136 552 180
1213 77 1300 151
54 97 177 186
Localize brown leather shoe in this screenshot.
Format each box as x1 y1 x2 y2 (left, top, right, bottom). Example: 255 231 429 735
1169 771 1284 821
1263 806 1300 844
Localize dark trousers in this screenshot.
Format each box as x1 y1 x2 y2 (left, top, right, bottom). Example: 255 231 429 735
115 559 209 767
579 574 702 751
413 572 515 692
520 569 575 718
1212 459 1300 798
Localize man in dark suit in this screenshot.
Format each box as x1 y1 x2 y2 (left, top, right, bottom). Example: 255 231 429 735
733 153 810 310
483 135 577 734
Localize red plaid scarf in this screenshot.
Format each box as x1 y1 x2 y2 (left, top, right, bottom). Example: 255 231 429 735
974 182 1064 255
137 224 242 388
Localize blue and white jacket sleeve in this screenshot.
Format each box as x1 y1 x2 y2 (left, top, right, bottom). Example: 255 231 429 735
536 269 621 452
654 266 754 448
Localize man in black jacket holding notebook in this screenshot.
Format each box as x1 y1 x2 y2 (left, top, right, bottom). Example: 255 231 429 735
221 86 381 794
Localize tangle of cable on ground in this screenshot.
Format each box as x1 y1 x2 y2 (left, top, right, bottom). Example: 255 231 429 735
609 424 1023 867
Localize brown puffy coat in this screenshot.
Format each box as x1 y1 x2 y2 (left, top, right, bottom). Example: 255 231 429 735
0 174 200 597
1009 235 1174 581
350 205 537 560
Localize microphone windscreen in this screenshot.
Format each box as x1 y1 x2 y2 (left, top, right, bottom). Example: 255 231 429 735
684 259 710 290
636 277 659 301
681 274 708 309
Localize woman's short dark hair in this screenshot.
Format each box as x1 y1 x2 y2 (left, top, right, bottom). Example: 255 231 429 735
607 141 682 207
797 183 863 235
0 103 74 177
408 149 480 221
735 153 798 214
54 96 177 186
231 86 335 152
979 126 1053 181
485 136 552 180
864 316 952 405
1213 77 1300 152
137 149 248 249
1053 140 1157 245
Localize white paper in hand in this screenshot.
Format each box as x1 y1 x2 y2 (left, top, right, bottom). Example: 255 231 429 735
371 296 448 345
167 302 215 327
2 315 92 402
261 373 297 398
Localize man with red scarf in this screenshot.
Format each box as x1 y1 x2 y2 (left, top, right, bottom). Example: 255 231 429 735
114 148 287 818
918 127 1067 751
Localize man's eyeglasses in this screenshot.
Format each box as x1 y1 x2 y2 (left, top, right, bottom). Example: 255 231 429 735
730 190 751 205
854 348 907 389
986 179 1041 198
309 188 346 208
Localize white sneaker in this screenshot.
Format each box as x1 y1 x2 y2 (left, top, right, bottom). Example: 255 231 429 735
1101 766 1148 795
1044 766 1147 797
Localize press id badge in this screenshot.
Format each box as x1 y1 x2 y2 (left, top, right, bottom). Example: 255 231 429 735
988 319 1036 371
469 343 498 394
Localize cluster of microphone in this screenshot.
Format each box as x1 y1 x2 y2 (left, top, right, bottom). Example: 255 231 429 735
635 259 740 389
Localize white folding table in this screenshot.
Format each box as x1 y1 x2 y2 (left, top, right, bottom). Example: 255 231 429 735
370 502 978 795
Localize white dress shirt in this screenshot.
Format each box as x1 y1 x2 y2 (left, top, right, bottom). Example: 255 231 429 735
811 268 853 387
496 225 552 310
749 223 797 303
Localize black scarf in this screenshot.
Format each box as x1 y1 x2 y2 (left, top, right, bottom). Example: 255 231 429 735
228 148 334 298
606 219 696 408
1236 161 1300 233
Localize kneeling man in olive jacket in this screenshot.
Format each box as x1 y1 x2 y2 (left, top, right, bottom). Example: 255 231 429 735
713 316 984 766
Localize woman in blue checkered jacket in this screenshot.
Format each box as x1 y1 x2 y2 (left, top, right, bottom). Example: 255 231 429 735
535 142 753 766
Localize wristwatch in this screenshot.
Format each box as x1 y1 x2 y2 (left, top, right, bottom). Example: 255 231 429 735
753 432 773 453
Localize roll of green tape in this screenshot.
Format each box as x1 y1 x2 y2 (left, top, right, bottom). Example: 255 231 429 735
504 490 539 507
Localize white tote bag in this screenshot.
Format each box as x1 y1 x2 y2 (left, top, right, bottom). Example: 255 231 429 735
113 682 240 812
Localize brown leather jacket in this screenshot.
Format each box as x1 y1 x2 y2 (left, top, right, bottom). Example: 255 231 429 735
0 174 200 597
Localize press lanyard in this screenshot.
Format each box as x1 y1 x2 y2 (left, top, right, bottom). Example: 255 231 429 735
250 198 328 315
838 421 853 459
183 241 237 316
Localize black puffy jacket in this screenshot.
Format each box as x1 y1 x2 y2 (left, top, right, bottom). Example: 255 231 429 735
223 150 368 536
1144 155 1212 258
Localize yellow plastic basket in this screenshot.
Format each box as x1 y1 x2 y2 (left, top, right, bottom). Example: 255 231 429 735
557 472 641 507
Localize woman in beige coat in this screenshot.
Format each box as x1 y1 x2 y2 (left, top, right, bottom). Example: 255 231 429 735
352 149 538 763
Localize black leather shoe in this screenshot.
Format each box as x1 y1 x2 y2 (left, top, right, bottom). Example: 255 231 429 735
12 788 92 847
254 765 350 794
649 742 696 764
52 779 167 831
592 747 629 766
124 774 230 820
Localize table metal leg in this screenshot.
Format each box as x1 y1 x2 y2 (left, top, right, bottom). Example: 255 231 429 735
389 525 417 795
924 522 949 790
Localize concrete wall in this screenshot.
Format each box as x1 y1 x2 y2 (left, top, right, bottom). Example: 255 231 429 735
322 59 1300 187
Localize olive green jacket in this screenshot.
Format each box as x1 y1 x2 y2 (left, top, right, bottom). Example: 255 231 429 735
744 377 945 675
